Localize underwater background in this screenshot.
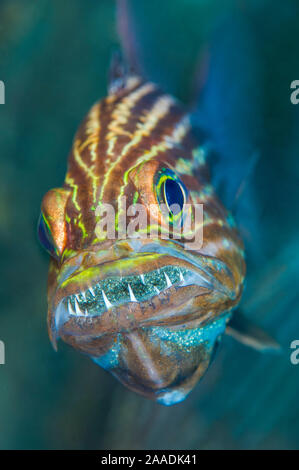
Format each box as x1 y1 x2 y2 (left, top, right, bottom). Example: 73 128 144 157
0 0 299 449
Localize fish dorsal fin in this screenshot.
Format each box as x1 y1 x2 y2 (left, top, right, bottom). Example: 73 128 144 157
226 311 281 353
108 50 141 96
109 0 142 96
116 0 140 74
108 50 129 94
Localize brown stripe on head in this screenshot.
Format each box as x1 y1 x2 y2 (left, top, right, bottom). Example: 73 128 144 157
62 77 208 251
97 94 192 208
63 78 155 247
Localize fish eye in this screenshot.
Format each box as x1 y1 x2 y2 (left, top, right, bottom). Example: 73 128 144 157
156 168 187 222
37 212 58 258
163 178 185 215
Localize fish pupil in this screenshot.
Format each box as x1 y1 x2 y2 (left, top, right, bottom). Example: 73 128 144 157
164 179 185 215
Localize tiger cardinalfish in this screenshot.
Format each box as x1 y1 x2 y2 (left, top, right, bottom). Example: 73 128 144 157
38 58 276 405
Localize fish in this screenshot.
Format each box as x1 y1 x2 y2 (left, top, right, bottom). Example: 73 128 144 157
38 58 278 406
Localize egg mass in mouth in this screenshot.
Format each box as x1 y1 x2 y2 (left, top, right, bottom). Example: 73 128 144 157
62 265 198 318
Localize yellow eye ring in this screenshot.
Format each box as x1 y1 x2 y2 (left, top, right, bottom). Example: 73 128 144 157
155 168 188 224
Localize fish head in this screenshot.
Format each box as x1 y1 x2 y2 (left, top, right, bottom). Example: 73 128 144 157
38 79 245 404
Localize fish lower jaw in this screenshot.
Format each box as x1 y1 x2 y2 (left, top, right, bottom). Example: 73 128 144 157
55 265 212 325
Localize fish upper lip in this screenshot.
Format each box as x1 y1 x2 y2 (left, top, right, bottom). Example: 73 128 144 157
56 238 235 297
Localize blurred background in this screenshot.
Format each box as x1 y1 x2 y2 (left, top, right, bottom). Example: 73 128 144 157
0 0 299 450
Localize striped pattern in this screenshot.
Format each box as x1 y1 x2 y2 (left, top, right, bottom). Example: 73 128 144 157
34 73 246 305
42 75 247 404
60 77 245 293
64 77 200 246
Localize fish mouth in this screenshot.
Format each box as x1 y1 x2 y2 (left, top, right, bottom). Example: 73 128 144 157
48 240 240 402
58 264 204 319
50 239 238 346
56 265 213 326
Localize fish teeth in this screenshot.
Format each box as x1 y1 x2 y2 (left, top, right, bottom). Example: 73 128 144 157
63 267 191 318
89 286 95 297
74 298 82 315
67 297 88 316
164 272 172 288
55 301 69 329
102 290 113 309
128 284 138 302
68 299 75 315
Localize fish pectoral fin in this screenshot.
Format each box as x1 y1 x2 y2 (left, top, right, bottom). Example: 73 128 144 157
226 311 281 353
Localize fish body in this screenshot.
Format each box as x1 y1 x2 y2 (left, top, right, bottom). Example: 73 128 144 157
38 75 245 405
